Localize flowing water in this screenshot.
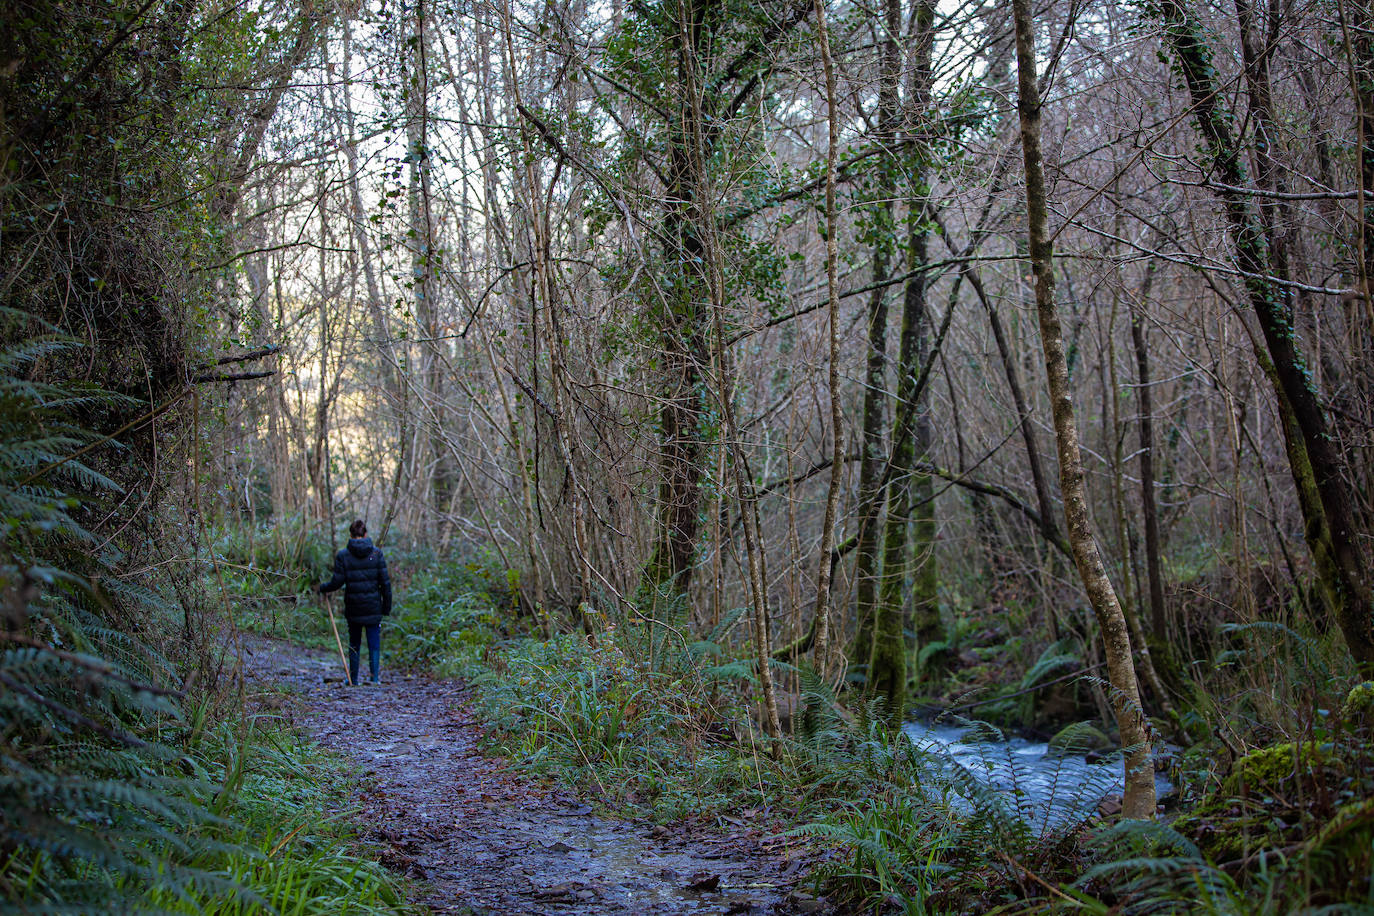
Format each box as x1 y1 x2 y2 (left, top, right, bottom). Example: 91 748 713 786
902 721 1173 831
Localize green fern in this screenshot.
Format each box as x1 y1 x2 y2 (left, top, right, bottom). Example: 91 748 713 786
1217 621 1332 679
1076 819 1245 914
1019 638 1082 691
0 330 231 908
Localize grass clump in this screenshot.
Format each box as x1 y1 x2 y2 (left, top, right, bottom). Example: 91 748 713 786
138 716 408 915
463 623 778 819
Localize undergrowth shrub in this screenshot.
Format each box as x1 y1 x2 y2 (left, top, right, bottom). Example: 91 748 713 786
214 516 339 649
387 559 503 674
464 625 766 818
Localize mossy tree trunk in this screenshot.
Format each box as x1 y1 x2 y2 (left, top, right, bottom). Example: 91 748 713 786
811 0 845 680
874 0 942 716
849 0 899 674
640 0 713 608
1156 0 1374 677
906 0 942 676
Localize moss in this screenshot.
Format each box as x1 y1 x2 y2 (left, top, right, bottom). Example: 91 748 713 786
1298 797 1374 904
1221 741 1340 798
1340 681 1374 732
1176 741 1345 863
1047 722 1112 757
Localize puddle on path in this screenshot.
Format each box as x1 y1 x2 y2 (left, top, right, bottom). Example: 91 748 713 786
242 638 827 916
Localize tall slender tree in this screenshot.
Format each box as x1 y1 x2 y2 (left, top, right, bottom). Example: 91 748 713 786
1012 0 1157 818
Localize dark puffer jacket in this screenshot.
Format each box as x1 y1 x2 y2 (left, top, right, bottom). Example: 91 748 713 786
319 537 392 625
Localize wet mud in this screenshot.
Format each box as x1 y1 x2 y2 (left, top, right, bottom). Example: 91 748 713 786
243 638 831 915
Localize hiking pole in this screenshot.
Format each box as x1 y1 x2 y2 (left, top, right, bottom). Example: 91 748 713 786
323 591 351 686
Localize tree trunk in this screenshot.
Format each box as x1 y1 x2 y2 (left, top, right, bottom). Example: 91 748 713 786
849 0 899 675
495 0 550 635
1106 281 1174 719
641 0 711 606
1128 270 1167 644
811 0 845 681
1354 0 1374 323
679 0 781 738
1012 0 1156 819
908 0 944 678
873 0 943 713
338 18 411 545
1337 0 1374 542
1157 0 1374 676
406 0 455 543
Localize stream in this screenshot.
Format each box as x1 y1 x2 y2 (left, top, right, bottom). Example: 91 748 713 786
902 721 1173 831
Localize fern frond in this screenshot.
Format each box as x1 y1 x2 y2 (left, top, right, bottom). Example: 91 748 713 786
1020 639 1081 691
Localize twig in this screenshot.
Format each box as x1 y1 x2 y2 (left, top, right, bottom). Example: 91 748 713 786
190 370 276 384
998 852 1081 906
194 345 282 370
916 661 1109 715
268 822 309 857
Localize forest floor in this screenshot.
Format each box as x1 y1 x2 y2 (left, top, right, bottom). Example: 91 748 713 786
241 636 832 916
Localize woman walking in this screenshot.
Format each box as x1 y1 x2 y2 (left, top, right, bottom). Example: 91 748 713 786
319 519 392 685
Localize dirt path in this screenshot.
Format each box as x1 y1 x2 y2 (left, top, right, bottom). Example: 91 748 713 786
243 638 831 915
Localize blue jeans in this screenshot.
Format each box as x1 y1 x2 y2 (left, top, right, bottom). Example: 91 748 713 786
347 622 381 684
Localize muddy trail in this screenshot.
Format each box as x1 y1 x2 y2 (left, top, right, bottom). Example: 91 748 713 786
243 638 833 915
